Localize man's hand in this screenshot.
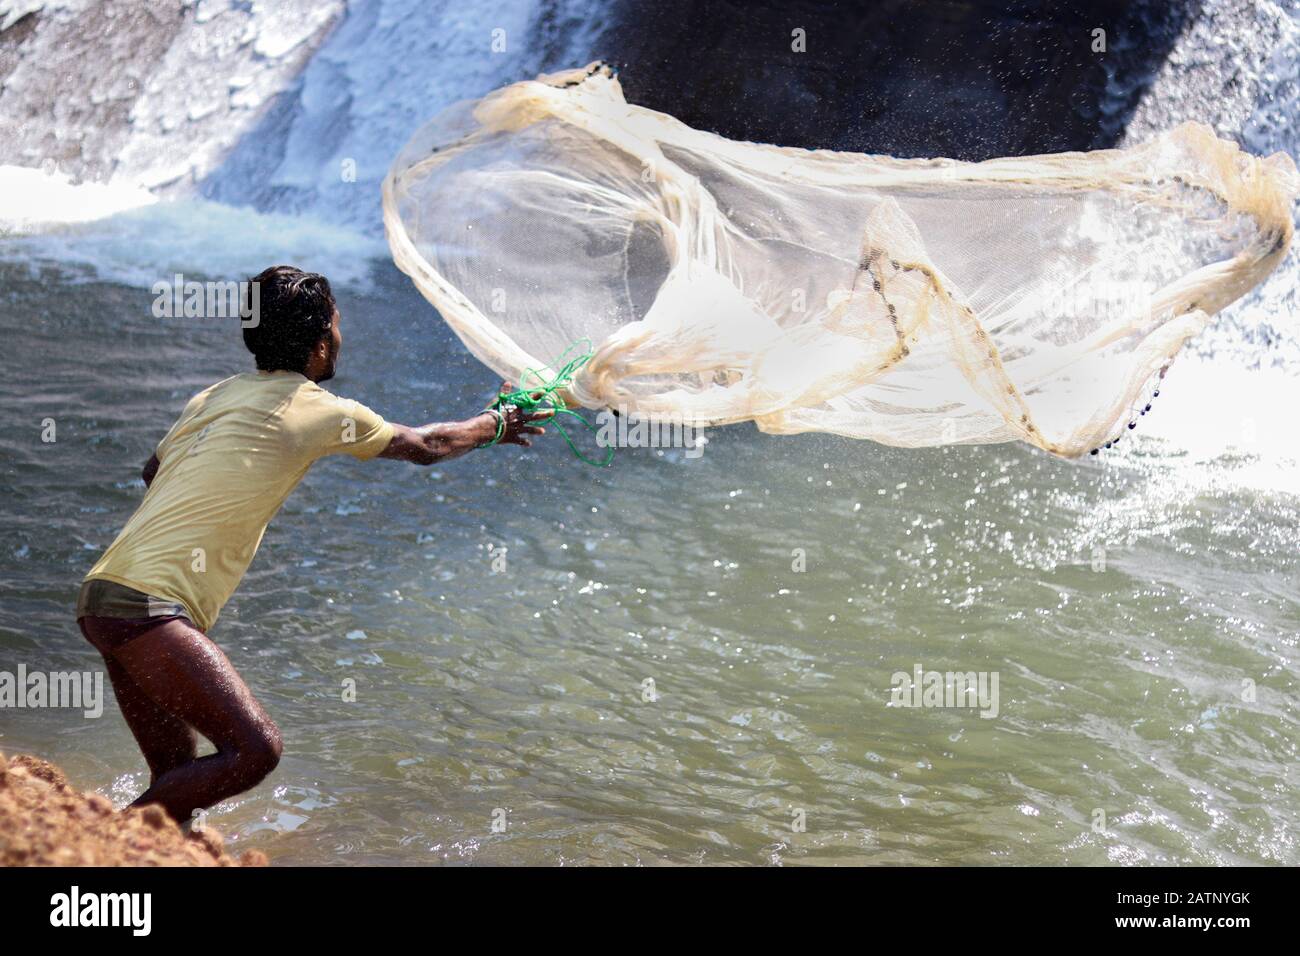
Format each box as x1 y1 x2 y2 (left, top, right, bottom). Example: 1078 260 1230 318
378 382 553 466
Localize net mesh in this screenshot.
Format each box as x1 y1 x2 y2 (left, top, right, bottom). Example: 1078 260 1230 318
382 63 1296 458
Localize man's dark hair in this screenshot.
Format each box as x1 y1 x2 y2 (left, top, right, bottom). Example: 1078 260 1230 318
243 265 336 373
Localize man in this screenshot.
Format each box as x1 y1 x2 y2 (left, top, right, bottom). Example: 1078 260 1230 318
76 265 550 823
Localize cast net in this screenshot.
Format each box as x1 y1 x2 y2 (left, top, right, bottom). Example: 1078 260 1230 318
383 63 1296 457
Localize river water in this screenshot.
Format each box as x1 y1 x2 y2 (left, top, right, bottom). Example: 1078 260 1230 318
2 258 1295 864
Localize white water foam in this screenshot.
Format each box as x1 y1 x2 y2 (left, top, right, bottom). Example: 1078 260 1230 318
0 169 383 288
1115 0 1300 479
0 164 156 232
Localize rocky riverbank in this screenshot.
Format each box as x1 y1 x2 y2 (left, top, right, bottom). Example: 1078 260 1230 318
0 751 267 867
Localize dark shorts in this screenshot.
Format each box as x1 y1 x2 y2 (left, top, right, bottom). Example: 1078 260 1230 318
77 579 195 654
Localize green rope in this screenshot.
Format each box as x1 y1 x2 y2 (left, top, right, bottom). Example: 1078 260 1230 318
482 339 614 467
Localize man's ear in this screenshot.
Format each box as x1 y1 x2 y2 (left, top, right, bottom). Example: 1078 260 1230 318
302 338 325 378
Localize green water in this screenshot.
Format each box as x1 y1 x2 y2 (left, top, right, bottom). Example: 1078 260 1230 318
1 262 1296 865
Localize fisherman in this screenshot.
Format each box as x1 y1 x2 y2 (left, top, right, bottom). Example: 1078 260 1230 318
76 265 550 822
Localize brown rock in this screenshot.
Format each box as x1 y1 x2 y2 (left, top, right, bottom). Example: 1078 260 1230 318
190 825 224 858
85 793 114 816
11 754 70 790
139 804 169 830
0 750 268 867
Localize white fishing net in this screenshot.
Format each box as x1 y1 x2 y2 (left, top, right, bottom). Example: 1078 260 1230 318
382 63 1296 458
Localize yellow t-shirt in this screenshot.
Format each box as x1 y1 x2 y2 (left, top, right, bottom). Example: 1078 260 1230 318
84 370 395 631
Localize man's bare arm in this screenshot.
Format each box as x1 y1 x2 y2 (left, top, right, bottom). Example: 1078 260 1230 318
379 398 551 467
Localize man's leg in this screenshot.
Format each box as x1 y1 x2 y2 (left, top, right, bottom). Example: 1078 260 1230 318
104 655 199 780
80 618 198 780
92 617 282 823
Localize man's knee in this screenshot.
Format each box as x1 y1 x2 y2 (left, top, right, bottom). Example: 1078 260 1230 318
238 723 282 784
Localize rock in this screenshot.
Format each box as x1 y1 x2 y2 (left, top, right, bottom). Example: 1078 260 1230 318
0 750 267 866
140 804 169 830
11 754 70 790
189 825 224 858
85 793 114 816
602 0 1197 159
